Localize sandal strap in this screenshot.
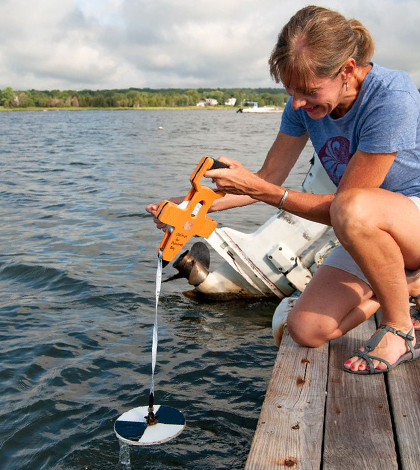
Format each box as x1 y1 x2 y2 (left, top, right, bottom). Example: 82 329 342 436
381 324 414 341
365 325 415 354
351 349 392 371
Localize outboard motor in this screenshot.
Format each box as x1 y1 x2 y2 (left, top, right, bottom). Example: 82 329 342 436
167 153 338 301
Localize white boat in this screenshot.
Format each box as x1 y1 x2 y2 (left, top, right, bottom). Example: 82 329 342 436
237 102 282 113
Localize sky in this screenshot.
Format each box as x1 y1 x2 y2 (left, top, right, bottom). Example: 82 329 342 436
0 0 419 91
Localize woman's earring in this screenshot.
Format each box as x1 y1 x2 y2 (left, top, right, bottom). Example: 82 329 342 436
345 82 349 91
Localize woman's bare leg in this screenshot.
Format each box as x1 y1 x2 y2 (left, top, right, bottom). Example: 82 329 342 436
287 265 378 347
331 189 420 371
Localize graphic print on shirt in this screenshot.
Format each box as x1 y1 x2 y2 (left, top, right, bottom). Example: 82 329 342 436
318 136 352 186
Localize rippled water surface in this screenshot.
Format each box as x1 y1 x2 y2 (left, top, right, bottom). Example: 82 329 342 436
0 110 313 470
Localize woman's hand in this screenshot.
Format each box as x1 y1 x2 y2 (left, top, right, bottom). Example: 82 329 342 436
145 196 184 231
204 157 264 198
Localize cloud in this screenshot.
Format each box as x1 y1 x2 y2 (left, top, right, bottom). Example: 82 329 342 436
0 0 419 90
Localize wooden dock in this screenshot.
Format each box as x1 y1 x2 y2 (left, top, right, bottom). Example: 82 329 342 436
245 314 420 470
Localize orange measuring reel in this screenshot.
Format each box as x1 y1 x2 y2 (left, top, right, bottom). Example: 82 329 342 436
156 156 228 263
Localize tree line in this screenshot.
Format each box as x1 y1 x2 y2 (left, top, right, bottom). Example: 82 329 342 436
0 86 288 109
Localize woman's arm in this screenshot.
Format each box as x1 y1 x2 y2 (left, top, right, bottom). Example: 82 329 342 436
208 145 398 226
337 150 397 191
281 150 397 225
207 131 308 212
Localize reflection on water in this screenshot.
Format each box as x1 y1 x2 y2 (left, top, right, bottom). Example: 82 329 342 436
0 110 313 470
119 441 132 469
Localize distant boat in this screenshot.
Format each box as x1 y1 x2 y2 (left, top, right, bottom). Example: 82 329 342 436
237 102 282 114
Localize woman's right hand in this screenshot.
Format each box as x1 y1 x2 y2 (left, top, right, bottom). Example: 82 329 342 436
145 197 184 231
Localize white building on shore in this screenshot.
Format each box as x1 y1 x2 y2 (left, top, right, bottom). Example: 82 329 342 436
224 97 237 106
196 98 218 107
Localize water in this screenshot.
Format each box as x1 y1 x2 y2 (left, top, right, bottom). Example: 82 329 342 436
0 109 314 470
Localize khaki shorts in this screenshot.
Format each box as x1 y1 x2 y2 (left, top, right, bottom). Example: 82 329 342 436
322 196 420 288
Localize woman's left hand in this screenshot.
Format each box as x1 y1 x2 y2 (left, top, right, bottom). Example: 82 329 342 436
204 157 263 197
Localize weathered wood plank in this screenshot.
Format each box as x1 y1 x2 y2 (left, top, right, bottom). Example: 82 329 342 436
245 327 329 470
386 330 420 470
324 316 398 470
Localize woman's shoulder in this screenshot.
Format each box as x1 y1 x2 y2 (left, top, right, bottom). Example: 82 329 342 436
368 63 418 96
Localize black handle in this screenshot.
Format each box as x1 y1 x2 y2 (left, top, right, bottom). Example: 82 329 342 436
210 159 229 170
148 391 154 409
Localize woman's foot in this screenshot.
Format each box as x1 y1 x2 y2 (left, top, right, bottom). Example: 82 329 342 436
410 302 420 329
407 268 420 328
343 323 415 372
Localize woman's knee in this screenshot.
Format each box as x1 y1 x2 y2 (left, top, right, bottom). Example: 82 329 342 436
330 189 374 243
287 310 331 348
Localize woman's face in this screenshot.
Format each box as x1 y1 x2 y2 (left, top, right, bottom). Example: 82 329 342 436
285 73 346 119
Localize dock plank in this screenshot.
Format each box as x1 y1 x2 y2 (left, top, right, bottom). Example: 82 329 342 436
246 312 420 469
324 316 398 469
245 328 329 470
386 330 420 470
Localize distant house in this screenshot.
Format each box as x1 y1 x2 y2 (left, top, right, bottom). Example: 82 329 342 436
224 97 237 106
196 98 218 107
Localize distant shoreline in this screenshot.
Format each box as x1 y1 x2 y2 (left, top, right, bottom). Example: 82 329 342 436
0 106 241 112
0 86 288 110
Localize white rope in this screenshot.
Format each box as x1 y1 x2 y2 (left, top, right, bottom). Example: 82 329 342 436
150 251 162 395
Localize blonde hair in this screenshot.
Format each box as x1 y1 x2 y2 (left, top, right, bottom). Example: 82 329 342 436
269 5 375 90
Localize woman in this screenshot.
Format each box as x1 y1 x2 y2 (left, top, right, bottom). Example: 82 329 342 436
147 5 420 374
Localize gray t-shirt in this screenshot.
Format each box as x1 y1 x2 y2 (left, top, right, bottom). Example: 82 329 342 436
280 63 420 197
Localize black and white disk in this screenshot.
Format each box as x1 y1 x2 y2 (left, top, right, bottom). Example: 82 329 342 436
114 405 186 446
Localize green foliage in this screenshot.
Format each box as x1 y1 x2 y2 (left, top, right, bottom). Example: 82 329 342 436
0 87 15 106
0 87 288 109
